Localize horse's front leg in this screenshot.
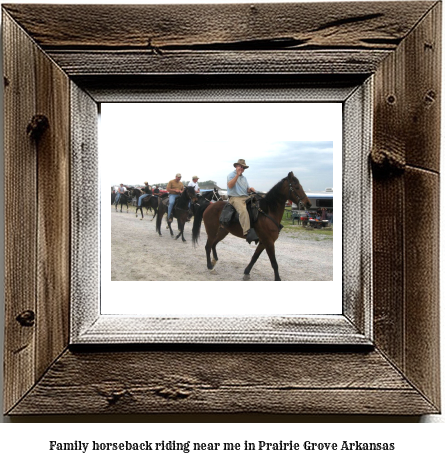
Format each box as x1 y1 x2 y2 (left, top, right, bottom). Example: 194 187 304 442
180 220 186 242
168 219 174 237
205 239 214 270
175 220 185 241
265 242 281 281
243 243 266 281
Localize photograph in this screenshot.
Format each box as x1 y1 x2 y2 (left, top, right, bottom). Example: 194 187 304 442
101 102 342 316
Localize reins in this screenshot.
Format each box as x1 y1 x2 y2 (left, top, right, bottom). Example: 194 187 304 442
258 206 283 231
257 180 301 233
174 188 196 212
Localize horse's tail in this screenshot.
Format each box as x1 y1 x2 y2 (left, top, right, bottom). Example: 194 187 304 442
155 207 161 234
192 203 206 247
155 200 164 234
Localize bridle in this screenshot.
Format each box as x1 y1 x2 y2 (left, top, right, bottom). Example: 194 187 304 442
289 179 303 204
198 189 221 204
211 189 221 202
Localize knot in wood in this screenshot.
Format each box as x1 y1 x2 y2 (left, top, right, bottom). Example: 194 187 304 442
154 386 191 400
424 90 436 105
27 115 49 140
370 148 405 177
16 310 35 327
105 390 128 405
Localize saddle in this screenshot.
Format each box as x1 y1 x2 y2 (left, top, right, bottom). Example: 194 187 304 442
220 194 283 242
220 194 262 227
219 195 265 244
161 196 186 213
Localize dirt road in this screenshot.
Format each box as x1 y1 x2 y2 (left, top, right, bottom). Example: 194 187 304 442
111 206 333 281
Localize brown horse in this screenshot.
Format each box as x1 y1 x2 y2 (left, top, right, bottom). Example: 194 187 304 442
192 172 311 281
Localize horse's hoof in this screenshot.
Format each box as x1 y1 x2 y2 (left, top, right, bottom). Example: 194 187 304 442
209 268 216 273
243 274 251 281
140 218 143 221
211 258 217 267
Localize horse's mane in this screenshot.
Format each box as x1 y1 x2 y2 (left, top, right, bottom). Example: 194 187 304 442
176 186 195 209
260 177 288 213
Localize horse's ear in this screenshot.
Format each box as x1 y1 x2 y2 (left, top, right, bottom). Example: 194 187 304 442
288 171 294 178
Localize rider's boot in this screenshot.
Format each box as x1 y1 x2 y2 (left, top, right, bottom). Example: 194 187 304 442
245 228 259 244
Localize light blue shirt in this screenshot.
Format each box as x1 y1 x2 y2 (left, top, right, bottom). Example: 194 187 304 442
227 170 250 196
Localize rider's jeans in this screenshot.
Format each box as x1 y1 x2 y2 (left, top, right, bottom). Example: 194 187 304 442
168 194 179 219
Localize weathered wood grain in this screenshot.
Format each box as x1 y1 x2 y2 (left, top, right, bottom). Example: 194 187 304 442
2 2 435 50
372 2 441 412
47 50 391 77
404 168 440 408
404 2 441 172
3 12 38 414
8 349 437 415
34 46 71 380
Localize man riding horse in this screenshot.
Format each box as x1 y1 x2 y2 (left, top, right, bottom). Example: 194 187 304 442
187 175 200 221
227 159 257 243
166 173 184 223
115 183 127 205
137 181 152 207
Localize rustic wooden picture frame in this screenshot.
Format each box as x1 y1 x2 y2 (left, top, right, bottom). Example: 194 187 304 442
3 2 441 415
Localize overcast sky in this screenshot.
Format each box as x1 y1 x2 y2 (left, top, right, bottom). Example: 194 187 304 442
100 103 340 193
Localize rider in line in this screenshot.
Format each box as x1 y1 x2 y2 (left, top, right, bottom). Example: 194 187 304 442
227 159 257 242
115 183 127 204
188 175 200 193
166 173 184 223
186 175 200 220
137 181 152 207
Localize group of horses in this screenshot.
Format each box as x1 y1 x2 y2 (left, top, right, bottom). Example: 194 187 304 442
112 172 311 281
112 187 223 241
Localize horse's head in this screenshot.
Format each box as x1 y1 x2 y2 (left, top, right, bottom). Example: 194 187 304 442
185 186 199 203
287 172 311 209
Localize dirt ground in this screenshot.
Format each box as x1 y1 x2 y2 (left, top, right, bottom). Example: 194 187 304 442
111 206 333 281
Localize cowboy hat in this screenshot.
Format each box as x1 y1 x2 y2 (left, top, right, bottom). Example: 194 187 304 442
233 159 249 169
192 175 199 179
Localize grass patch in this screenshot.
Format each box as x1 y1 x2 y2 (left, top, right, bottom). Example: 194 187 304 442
281 209 333 240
